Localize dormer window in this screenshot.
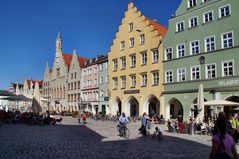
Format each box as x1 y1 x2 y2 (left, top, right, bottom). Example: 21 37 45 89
188 0 197 8
120 41 125 50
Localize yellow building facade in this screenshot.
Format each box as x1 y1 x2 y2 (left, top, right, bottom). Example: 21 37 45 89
108 2 167 117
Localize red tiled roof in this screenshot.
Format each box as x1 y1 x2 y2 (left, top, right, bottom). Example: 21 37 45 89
145 17 168 37
78 57 87 68
63 53 87 68
63 53 73 67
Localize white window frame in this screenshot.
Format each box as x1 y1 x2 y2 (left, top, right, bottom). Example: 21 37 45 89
176 21 184 32
113 78 118 89
221 31 234 49
120 41 125 50
205 35 215 52
205 63 216 79
141 74 147 87
222 60 234 77
190 40 200 55
152 50 159 63
177 68 186 82
140 34 145 45
177 43 185 58
189 16 198 28
203 11 214 23
165 70 173 83
121 77 126 89
219 4 231 18
141 52 147 65
99 63 103 71
165 47 173 60
191 65 200 80
188 0 197 8
131 55 136 67
100 76 104 84
130 75 136 88
152 72 159 85
105 61 108 70
113 59 118 71
129 38 134 48
121 58 126 70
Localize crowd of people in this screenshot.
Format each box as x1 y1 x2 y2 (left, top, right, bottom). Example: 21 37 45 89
0 110 62 126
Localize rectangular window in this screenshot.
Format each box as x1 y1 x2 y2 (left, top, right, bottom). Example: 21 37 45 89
120 41 125 50
113 59 118 71
203 11 213 23
176 21 184 32
219 5 231 18
190 40 200 55
189 16 198 28
222 32 233 48
188 0 197 8
130 38 134 48
140 34 145 45
121 77 126 89
177 68 186 82
152 72 159 86
100 76 104 84
206 64 216 79
105 61 108 70
141 74 147 87
177 43 185 58
130 75 136 88
165 48 172 60
165 70 173 83
222 60 233 77
121 58 126 70
141 52 147 65
100 90 104 97
106 75 109 83
113 78 118 89
152 50 159 63
131 55 136 67
99 63 103 71
205 36 215 52
129 23 133 32
94 79 97 86
191 66 200 80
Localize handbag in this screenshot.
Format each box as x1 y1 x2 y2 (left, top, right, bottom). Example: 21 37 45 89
210 136 233 159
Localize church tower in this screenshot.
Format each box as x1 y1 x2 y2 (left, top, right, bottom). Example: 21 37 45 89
55 32 62 65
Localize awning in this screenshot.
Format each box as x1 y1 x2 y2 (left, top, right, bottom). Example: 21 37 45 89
204 100 239 106
2 94 32 101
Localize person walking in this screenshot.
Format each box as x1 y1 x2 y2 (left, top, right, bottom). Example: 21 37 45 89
139 112 148 136
209 114 238 159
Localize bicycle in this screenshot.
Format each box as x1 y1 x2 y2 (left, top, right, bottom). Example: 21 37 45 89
117 124 130 138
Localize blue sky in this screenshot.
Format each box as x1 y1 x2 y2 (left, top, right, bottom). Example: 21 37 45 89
0 0 181 90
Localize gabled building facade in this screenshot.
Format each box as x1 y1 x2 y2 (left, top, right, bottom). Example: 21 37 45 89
42 33 87 112
163 0 239 120
108 2 167 117
80 57 100 114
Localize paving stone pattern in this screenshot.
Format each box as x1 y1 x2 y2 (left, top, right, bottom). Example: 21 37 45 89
0 117 212 159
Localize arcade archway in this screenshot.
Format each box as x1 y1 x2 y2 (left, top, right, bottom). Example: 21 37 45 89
126 96 139 117
144 95 160 116
168 98 183 119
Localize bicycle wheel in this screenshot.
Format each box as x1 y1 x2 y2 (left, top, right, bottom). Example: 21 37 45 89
123 127 130 138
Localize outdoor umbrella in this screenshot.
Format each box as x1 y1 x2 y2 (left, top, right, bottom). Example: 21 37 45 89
196 84 204 122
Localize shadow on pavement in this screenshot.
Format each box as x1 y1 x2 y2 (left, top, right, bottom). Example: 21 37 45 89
0 123 211 159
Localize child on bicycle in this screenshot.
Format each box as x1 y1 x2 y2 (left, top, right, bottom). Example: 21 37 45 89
152 127 163 140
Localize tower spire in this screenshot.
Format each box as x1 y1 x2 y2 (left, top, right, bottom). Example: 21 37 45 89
56 32 62 52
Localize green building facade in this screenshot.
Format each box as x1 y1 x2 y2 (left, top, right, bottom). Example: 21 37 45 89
162 0 239 121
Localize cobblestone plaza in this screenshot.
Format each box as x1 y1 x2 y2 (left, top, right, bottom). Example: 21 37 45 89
0 117 211 159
